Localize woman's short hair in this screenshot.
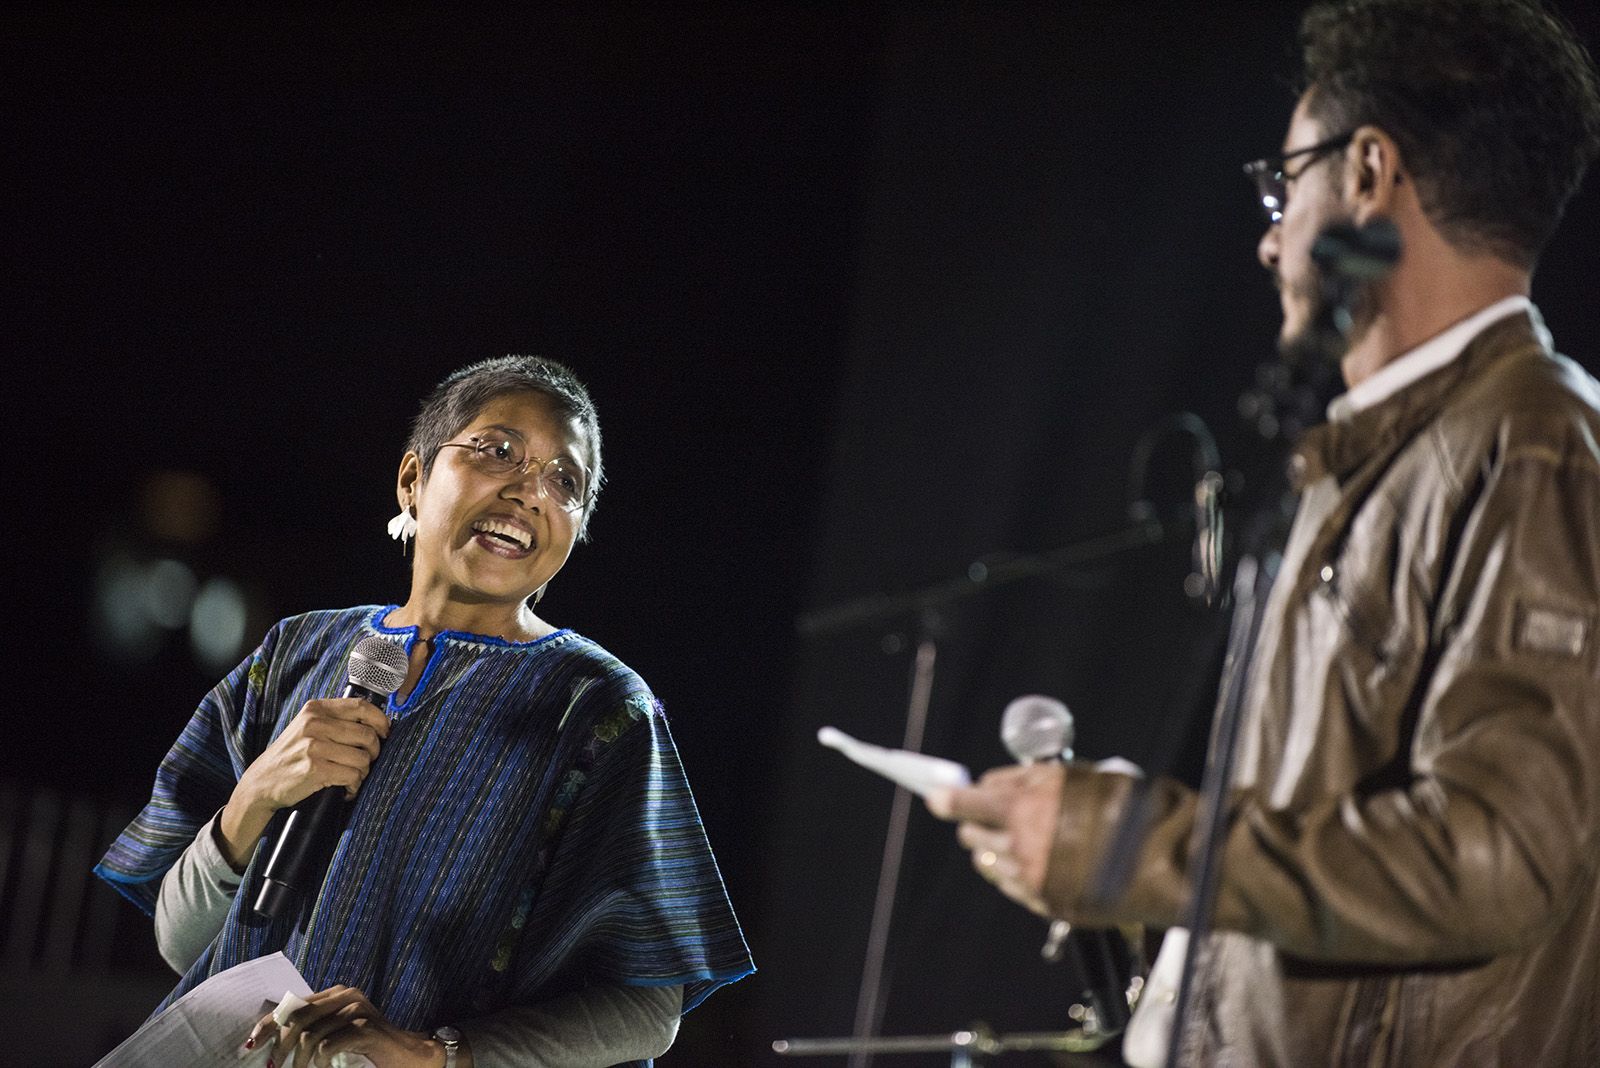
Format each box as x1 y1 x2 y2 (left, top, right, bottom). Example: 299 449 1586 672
405 355 604 540
1299 0 1600 268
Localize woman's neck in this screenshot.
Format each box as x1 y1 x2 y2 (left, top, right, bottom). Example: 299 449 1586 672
387 588 552 643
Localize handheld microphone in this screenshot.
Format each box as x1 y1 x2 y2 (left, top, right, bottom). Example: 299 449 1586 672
253 634 408 919
1000 694 1132 1032
1001 694 1074 764
1004 693 1132 1036
1000 696 1077 961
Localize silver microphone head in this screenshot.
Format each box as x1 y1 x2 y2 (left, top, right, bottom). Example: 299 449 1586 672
348 635 409 697
1001 694 1074 763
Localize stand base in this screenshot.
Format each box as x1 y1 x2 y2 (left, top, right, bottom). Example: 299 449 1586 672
773 1022 1121 1065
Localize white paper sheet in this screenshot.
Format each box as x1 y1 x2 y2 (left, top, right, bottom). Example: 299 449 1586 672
818 726 971 797
93 952 311 1068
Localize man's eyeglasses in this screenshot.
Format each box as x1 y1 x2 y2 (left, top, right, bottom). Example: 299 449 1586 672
1243 131 1354 224
440 435 591 512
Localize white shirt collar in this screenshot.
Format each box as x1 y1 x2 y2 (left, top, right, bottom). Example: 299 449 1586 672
1327 295 1546 421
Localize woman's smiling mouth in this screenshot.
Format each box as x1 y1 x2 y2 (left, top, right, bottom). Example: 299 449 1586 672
471 516 535 555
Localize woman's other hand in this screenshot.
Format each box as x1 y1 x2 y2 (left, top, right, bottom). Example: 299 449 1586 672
216 698 391 869
248 985 450 1068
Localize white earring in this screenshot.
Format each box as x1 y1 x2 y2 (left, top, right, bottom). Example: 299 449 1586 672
388 506 418 548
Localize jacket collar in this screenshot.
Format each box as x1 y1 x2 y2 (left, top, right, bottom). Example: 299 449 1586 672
1288 308 1552 490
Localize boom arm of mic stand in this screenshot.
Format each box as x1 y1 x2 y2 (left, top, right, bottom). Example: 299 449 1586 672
796 519 1164 637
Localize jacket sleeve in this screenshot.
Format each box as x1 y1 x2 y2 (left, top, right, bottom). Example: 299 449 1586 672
1046 437 1600 964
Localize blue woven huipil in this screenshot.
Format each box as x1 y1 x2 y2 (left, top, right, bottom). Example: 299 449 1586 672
96 606 754 1064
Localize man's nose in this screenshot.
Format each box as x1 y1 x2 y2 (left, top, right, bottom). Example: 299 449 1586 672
1257 224 1280 272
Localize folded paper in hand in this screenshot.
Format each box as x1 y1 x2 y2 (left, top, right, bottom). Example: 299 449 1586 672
273 992 377 1068
818 726 971 797
92 952 374 1068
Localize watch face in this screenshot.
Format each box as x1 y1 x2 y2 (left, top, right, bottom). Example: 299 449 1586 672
433 1025 463 1046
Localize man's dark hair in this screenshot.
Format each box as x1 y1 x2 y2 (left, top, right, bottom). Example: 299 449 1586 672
1299 0 1600 267
405 355 604 541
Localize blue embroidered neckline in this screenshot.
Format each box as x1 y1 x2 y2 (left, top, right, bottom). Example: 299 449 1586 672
365 605 574 651
363 605 576 714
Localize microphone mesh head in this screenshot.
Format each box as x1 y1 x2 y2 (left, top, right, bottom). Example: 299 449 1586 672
348 634 409 696
1000 694 1074 763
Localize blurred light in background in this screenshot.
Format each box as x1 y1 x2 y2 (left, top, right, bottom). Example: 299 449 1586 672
141 558 197 629
92 554 166 664
140 470 219 545
190 577 248 672
91 470 252 671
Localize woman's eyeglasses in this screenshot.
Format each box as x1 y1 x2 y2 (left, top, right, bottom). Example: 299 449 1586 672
440 435 590 512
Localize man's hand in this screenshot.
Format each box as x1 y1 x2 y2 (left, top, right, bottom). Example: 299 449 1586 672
926 762 1065 917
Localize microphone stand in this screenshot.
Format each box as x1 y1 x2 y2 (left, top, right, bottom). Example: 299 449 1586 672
1161 554 1265 1068
847 610 938 1067
796 518 1164 1068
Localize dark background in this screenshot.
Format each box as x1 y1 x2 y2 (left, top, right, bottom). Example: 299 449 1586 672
8 4 1600 1066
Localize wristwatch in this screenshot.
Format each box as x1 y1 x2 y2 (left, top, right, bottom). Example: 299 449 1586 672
431 1025 463 1068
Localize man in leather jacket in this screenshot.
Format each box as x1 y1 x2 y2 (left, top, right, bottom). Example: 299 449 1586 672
929 2 1600 1064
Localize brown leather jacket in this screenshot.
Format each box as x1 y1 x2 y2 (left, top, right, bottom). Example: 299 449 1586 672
1045 310 1600 1066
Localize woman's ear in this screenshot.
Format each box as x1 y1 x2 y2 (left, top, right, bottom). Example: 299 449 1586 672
397 451 422 509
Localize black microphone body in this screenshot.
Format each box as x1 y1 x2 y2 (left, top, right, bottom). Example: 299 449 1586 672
1311 218 1401 281
253 637 408 920
1310 217 1402 344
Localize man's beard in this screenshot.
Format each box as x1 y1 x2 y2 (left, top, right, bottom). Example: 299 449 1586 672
1278 266 1377 369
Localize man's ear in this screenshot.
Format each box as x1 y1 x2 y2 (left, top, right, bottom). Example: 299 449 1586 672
1345 125 1404 223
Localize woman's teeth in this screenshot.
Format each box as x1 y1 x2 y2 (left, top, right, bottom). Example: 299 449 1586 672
471 519 532 550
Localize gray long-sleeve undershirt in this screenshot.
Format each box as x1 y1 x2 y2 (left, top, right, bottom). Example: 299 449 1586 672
154 815 681 1066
